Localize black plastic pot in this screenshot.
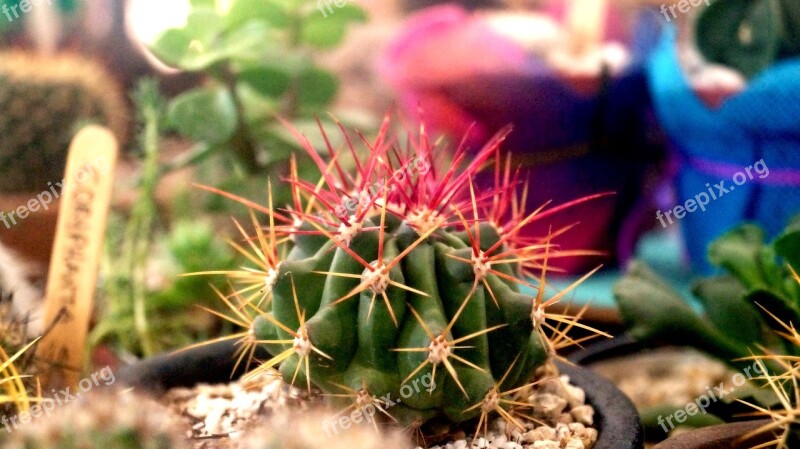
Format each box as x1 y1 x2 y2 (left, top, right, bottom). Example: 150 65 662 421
120 342 643 449
117 340 271 395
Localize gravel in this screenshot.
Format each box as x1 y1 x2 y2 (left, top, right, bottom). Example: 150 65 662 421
161 367 597 449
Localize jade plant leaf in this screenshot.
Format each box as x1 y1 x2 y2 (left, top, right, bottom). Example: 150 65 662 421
149 28 193 68
184 8 224 45
167 88 238 145
296 67 339 107
238 65 292 99
225 0 290 30
151 20 272 71
301 4 367 49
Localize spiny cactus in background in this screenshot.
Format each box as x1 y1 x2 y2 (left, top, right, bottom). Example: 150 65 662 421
739 270 800 449
696 0 800 79
2 390 189 449
239 410 410 449
192 118 609 433
0 256 42 420
0 51 127 193
0 311 40 424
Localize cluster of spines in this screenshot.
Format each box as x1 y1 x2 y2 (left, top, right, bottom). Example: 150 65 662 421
739 266 800 449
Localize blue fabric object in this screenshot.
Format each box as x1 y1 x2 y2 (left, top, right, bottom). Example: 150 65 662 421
647 26 800 274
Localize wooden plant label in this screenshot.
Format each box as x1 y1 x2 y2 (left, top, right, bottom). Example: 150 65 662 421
37 126 117 390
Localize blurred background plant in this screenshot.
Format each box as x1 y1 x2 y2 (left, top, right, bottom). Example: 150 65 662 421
613 215 800 431
696 0 800 80
88 0 373 358
0 289 41 421
147 0 371 211
90 79 234 358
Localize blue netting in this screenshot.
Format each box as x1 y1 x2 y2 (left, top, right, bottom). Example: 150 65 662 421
648 26 800 274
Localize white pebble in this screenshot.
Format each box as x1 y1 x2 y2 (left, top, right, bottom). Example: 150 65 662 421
565 438 585 449
571 405 595 426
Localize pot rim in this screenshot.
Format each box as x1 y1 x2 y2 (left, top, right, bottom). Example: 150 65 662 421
652 420 774 449
119 342 644 449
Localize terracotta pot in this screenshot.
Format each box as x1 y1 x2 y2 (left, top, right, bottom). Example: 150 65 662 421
652 420 773 449
119 342 644 449
0 193 59 268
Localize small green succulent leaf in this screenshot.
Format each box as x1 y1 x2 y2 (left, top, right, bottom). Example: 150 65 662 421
225 0 290 30
707 224 783 291
238 65 292 98
614 262 747 362
300 4 367 49
774 219 800 271
151 21 272 71
167 87 238 144
184 8 224 45
296 67 339 107
149 29 193 68
205 21 274 66
691 276 763 346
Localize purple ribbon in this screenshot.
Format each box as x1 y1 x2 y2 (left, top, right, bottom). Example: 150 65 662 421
689 156 800 186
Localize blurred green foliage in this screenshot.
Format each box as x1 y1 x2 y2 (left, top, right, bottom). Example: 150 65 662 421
697 0 800 79
149 0 367 177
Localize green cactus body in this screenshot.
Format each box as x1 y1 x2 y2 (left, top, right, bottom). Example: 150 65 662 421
0 52 127 192
200 121 606 431
256 213 548 426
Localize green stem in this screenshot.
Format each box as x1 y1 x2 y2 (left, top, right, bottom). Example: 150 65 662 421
220 66 260 170
122 101 161 357
280 8 303 120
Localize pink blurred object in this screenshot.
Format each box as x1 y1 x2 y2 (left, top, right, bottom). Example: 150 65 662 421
381 4 528 146
381 3 665 274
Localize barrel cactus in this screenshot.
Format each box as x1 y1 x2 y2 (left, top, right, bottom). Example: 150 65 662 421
0 51 127 192
196 119 607 432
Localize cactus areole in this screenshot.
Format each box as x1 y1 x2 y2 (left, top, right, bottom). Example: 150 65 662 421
197 118 608 429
